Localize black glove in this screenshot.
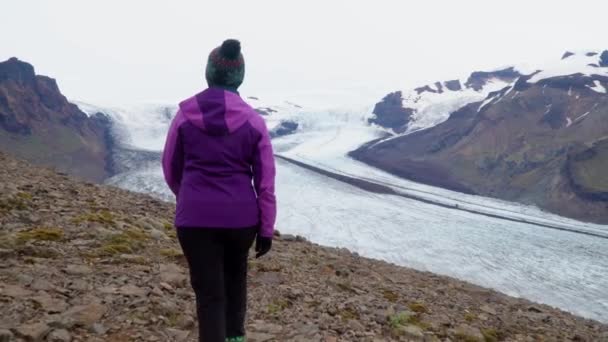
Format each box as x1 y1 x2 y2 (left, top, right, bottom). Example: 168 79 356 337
255 235 272 258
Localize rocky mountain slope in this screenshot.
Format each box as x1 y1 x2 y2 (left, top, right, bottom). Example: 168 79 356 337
0 152 606 341
353 51 608 223
0 58 112 182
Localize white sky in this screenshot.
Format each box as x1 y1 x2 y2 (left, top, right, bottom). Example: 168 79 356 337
1 0 607 108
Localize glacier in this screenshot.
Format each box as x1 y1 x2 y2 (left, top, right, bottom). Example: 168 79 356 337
76 95 608 322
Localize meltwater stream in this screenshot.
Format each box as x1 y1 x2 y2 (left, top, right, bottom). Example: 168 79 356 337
88 102 608 322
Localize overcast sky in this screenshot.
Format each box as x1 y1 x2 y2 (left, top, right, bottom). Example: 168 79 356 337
2 0 607 108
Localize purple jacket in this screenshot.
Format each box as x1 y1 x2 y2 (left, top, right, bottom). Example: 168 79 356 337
162 88 276 237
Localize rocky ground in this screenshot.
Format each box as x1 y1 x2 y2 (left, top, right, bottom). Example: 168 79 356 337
0 152 607 342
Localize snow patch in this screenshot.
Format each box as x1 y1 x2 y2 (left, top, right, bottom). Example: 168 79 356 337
588 80 607 94
573 111 591 123
527 52 608 84
401 78 512 133
478 95 496 112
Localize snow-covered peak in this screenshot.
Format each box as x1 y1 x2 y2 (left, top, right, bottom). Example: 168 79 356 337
402 74 516 133
369 68 520 134
527 50 608 84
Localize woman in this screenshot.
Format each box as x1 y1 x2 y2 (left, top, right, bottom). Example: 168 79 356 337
162 39 276 342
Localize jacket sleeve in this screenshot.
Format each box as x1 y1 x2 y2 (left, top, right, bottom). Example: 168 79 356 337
162 110 186 196
251 116 277 238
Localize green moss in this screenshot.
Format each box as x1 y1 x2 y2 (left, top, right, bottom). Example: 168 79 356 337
165 230 177 239
98 244 133 256
481 328 503 342
382 289 399 303
16 227 63 243
0 196 29 211
95 228 149 256
15 192 33 200
339 307 360 320
389 311 426 330
454 333 482 342
464 312 477 322
389 312 414 336
159 248 183 258
266 299 290 315
409 302 428 314
74 210 117 226
166 312 181 327
0 233 14 249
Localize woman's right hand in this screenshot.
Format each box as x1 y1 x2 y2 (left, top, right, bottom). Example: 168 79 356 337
255 235 272 258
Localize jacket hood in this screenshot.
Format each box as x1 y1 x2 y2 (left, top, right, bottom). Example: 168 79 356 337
178 87 255 136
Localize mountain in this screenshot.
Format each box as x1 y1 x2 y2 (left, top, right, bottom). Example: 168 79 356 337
0 58 112 182
0 151 606 341
352 51 608 224
368 68 520 134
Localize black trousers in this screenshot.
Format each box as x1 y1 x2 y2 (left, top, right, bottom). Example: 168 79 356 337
177 226 257 342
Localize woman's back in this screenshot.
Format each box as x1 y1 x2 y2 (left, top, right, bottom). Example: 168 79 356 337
163 87 273 229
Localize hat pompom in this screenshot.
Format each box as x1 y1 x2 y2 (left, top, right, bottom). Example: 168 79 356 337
220 39 241 60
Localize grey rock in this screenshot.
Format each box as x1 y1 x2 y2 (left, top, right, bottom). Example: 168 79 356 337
16 274 34 286
249 321 283 334
159 264 187 287
47 329 71 342
0 284 32 297
150 287 164 296
60 302 107 328
480 304 497 315
30 292 68 313
347 319 365 331
423 334 441 342
281 234 298 242
175 315 195 329
30 279 54 291
294 323 319 337
165 328 189 342
118 284 147 297
399 324 424 341
90 323 107 335
253 272 282 286
64 265 92 276
66 279 89 291
453 324 484 341
13 322 50 342
148 229 167 240
248 332 275 342
0 329 13 342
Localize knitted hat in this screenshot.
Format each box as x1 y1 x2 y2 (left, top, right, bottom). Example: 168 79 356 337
205 39 245 91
